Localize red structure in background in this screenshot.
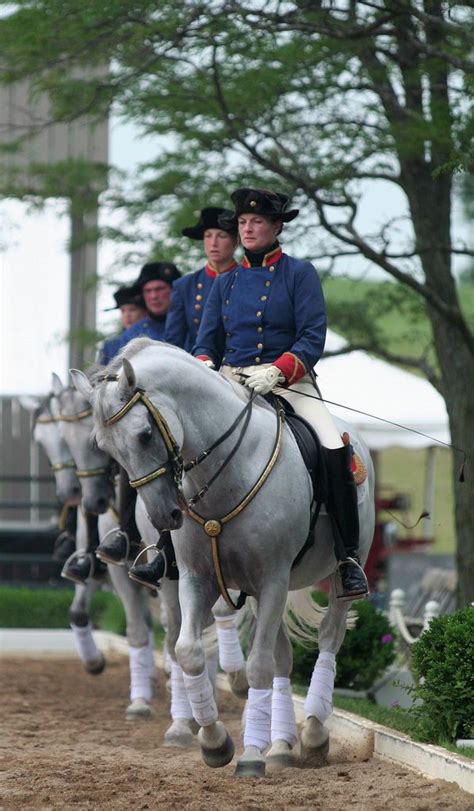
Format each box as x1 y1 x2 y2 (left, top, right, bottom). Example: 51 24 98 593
365 491 433 588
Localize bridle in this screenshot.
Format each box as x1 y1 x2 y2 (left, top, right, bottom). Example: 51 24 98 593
99 374 285 609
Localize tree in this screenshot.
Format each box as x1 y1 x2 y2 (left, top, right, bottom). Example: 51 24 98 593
1 0 473 603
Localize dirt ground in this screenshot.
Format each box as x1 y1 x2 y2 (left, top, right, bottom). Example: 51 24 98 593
0 656 472 810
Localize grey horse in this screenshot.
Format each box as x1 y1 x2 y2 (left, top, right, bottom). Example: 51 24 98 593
72 339 375 777
52 376 249 741
22 393 106 676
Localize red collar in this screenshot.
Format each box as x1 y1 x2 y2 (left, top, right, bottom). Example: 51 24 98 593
241 246 283 269
205 260 238 278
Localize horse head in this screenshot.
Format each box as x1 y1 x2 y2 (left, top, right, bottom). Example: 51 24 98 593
51 373 114 515
21 388 82 506
71 343 186 531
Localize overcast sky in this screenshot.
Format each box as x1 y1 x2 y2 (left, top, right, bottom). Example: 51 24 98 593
0 121 470 395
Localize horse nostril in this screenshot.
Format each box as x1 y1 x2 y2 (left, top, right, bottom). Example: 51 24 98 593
72 485 81 496
171 509 182 525
96 497 108 512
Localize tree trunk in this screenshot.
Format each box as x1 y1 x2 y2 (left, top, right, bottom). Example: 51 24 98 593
404 165 474 606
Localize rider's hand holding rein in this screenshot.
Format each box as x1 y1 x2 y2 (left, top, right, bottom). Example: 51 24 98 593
245 366 285 395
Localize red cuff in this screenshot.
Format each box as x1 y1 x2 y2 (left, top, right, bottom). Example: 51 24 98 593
196 355 212 363
273 353 307 386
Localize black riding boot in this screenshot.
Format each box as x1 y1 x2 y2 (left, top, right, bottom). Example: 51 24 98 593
61 512 107 585
325 445 368 600
129 531 179 592
96 467 142 565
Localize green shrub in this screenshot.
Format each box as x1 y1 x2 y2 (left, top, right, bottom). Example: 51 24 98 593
409 606 474 744
0 586 126 636
291 595 396 691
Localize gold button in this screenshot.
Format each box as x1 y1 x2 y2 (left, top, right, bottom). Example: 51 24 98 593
255 356 261 363
250 200 257 208
256 310 262 317
257 342 263 350
226 332 231 337
223 315 228 320
260 295 267 302
193 318 200 324
257 326 263 333
269 266 275 272
194 303 202 311
197 282 203 289
225 299 229 305
196 294 203 301
265 280 271 287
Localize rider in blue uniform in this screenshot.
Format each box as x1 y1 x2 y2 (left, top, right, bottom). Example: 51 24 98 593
193 188 368 600
165 207 238 350
116 262 181 350
98 284 147 366
95 261 182 567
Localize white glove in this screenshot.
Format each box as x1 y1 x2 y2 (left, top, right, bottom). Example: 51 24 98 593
197 357 215 369
245 365 285 395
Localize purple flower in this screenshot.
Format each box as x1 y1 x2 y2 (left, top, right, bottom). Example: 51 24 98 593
381 633 394 644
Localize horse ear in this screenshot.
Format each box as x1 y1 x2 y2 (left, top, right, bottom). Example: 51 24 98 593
19 395 42 413
118 359 136 397
51 373 64 397
70 369 93 403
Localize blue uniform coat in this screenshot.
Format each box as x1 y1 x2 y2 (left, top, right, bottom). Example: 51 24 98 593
193 252 326 374
165 266 216 351
116 316 167 352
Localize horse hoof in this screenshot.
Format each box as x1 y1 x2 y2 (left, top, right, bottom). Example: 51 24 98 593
163 720 195 748
226 668 249 700
266 752 295 771
266 739 295 771
299 735 329 768
125 698 152 720
234 759 266 778
200 731 235 768
83 653 106 675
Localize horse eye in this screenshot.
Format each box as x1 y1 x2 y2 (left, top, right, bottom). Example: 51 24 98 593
138 428 152 445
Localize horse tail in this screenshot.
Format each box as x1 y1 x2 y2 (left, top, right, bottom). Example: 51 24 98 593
284 588 357 645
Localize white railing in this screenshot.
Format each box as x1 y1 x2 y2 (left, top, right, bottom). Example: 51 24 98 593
389 588 441 645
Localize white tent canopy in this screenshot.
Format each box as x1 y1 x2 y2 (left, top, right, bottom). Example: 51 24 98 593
317 331 450 450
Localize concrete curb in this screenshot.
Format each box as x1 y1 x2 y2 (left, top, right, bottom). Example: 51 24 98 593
2 629 473 794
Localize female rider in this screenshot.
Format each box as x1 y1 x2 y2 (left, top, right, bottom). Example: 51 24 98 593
192 187 368 600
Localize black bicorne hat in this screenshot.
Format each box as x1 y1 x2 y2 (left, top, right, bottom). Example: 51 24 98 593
104 284 145 311
134 262 181 289
219 188 299 229
182 207 238 240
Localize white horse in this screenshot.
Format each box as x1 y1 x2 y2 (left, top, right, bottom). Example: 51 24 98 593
73 339 375 777
21 393 106 677
51 375 250 744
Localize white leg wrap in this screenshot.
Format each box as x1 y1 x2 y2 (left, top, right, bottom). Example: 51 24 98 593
243 687 272 751
170 661 193 721
182 669 217 727
70 623 99 663
146 629 156 682
129 644 152 702
304 651 336 723
215 622 245 673
271 677 298 747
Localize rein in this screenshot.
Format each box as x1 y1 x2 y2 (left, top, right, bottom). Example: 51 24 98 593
99 376 285 609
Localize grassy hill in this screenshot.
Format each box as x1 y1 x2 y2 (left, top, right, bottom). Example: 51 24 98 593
322 278 473 556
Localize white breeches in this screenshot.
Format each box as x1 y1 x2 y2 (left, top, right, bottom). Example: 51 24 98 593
221 365 342 449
